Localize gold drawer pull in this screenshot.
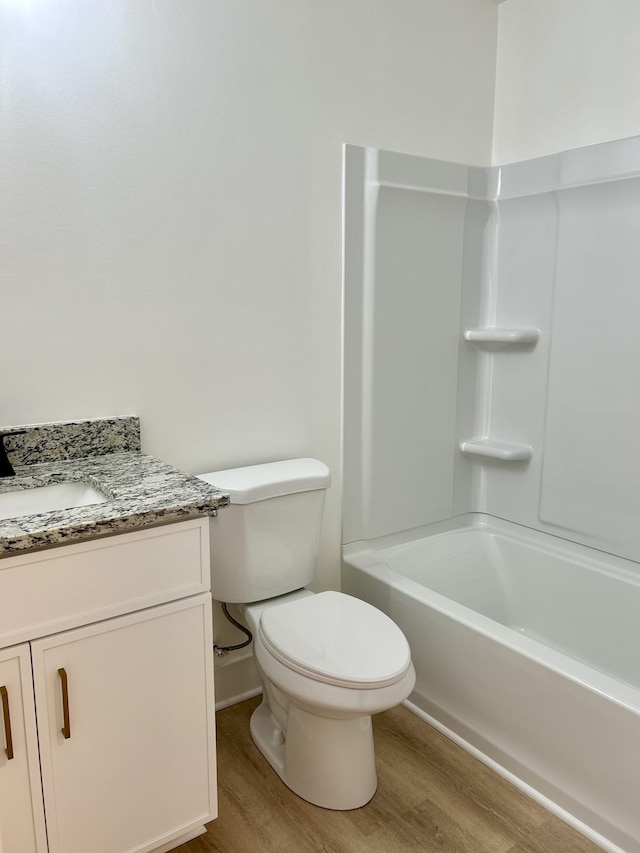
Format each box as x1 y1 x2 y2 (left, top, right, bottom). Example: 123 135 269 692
58 668 71 740
1 685 14 760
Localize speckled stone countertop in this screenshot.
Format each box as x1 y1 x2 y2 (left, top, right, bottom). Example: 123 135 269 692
0 417 229 558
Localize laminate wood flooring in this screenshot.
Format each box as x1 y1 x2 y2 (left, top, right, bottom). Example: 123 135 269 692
175 696 603 853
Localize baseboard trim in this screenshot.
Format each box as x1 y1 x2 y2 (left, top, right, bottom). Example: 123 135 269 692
216 685 263 711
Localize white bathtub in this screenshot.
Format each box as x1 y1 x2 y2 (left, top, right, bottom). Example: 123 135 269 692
342 515 640 853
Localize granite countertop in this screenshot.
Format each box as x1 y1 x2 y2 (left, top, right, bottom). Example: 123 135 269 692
0 417 229 558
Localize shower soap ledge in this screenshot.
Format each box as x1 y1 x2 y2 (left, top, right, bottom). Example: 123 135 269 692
464 328 540 344
460 439 532 462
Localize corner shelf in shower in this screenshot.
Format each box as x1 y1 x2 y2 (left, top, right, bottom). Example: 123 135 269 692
460 439 532 462
463 328 540 345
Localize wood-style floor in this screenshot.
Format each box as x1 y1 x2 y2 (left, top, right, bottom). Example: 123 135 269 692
176 695 603 853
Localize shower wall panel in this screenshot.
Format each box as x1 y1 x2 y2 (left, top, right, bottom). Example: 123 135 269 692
343 136 640 564
538 178 640 559
342 147 470 543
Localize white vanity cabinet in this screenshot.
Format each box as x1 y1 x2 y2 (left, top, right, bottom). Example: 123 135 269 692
0 518 217 853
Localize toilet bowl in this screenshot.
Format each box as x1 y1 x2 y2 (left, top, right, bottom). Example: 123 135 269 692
243 589 416 810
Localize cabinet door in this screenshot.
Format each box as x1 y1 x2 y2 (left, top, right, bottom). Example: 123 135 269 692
0 645 48 853
32 594 217 853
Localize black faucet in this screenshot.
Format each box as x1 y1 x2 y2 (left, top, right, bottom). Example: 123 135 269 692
0 430 27 477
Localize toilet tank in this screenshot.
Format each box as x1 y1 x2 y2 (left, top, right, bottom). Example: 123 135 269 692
197 458 331 603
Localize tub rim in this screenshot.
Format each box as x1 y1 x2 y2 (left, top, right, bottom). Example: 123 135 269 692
342 514 640 716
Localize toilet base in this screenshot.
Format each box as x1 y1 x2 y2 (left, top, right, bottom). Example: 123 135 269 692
250 698 378 810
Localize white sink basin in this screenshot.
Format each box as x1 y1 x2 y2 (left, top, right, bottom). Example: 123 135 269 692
0 481 109 521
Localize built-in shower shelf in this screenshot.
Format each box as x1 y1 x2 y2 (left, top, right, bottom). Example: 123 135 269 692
464 328 540 344
460 439 532 462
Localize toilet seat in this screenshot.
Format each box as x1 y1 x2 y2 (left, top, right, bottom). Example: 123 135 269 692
258 591 412 689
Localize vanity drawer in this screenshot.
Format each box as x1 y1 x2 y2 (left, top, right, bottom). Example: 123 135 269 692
0 518 210 648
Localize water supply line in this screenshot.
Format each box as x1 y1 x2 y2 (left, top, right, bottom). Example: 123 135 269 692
213 602 253 657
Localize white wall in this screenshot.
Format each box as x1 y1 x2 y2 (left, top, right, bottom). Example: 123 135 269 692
0 0 498 591
493 0 640 163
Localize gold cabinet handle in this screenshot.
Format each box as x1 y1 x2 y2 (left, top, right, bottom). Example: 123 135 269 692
1 685 14 760
58 668 71 740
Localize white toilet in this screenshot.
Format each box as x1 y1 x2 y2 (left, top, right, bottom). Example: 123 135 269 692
198 458 415 810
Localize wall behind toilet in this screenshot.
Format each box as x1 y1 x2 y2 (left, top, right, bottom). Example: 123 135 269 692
0 0 498 592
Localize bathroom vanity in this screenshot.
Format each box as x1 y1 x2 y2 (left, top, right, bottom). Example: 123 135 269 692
0 417 229 853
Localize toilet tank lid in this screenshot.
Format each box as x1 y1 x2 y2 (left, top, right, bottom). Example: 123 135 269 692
197 458 331 504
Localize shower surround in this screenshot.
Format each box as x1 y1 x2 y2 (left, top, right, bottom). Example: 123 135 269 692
342 136 640 852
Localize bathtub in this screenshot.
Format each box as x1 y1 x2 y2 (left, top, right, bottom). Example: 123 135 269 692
342 515 640 853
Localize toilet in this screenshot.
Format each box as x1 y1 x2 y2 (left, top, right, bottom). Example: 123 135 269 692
198 458 415 810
